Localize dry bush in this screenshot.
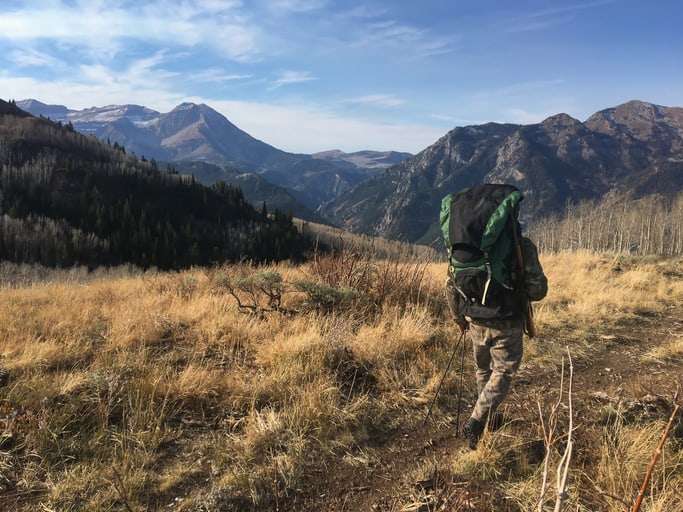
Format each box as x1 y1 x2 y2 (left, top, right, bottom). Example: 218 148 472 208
306 250 437 312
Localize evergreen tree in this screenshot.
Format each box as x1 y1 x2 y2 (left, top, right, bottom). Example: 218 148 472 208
0 106 311 269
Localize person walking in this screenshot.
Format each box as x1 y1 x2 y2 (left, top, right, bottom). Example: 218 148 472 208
441 184 548 449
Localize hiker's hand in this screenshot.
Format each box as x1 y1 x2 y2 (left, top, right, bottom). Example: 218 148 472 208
456 319 469 333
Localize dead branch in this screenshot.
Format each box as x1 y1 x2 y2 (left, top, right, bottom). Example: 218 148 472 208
631 391 681 512
553 347 574 512
537 357 565 511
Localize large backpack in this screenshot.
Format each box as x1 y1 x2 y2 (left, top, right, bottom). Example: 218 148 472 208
440 184 523 320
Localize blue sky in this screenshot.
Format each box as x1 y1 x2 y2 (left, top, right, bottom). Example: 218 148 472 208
1 0 681 153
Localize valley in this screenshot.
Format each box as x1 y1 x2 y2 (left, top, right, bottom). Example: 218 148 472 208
16 99 683 247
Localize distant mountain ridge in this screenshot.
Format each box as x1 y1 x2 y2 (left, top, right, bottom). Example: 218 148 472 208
0 98 309 268
16 100 412 210
173 161 326 223
312 149 413 169
322 100 683 244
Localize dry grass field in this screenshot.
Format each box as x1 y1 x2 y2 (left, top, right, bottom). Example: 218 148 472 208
0 251 682 511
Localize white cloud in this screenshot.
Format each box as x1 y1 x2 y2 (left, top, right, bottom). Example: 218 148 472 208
430 114 474 125
208 99 444 153
346 94 406 108
8 48 61 67
267 0 328 13
0 0 260 62
195 0 243 12
0 55 189 111
503 0 616 32
350 19 457 59
0 65 443 153
271 70 317 88
191 68 253 83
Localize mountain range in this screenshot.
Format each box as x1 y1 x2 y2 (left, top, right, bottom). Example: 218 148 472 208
15 99 683 246
0 98 308 268
322 100 683 244
16 100 412 213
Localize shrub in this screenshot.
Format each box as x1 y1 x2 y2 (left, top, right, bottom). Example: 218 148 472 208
214 268 288 315
293 280 359 313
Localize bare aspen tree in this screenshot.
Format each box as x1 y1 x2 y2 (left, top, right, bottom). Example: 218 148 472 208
529 191 683 256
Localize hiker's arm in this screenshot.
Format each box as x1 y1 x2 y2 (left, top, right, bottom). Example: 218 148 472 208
445 276 468 331
521 237 548 301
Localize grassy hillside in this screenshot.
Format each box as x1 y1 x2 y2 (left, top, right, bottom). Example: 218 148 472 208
295 219 440 260
0 252 681 511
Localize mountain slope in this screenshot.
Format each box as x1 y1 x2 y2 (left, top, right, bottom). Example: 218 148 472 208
323 100 683 244
312 149 412 169
0 99 308 268
17 100 385 209
174 161 326 223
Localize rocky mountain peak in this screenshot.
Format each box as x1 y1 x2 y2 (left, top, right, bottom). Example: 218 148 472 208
16 99 69 120
584 100 672 141
541 113 583 129
173 102 200 110
323 99 683 244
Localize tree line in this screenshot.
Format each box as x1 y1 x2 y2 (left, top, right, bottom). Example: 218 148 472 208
528 191 683 256
0 104 309 269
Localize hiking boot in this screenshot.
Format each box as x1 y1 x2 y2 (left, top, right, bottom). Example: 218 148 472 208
462 417 484 450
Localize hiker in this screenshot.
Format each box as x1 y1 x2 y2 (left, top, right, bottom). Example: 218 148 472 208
441 184 547 449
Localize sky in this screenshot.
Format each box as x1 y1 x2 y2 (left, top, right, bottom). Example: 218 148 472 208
1 0 682 153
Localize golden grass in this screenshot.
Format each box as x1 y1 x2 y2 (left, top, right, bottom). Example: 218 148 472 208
645 334 683 362
0 252 680 510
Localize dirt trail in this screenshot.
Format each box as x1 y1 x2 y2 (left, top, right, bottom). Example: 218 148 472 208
291 306 683 512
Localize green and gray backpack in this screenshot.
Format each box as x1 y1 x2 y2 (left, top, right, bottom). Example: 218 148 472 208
440 184 523 320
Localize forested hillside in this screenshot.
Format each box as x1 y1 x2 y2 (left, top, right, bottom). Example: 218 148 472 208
17 100 389 210
0 100 308 268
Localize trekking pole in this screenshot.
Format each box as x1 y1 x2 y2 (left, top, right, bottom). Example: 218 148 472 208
454 328 467 434
423 330 466 428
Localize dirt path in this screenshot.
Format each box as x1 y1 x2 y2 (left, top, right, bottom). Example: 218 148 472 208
290 306 683 512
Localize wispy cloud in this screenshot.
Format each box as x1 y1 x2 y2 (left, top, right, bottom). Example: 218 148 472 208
352 19 456 58
8 48 61 68
0 0 260 61
267 0 328 13
191 68 253 83
346 94 406 108
271 70 317 88
0 52 190 111
430 114 475 125
503 0 616 32
0 66 442 153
